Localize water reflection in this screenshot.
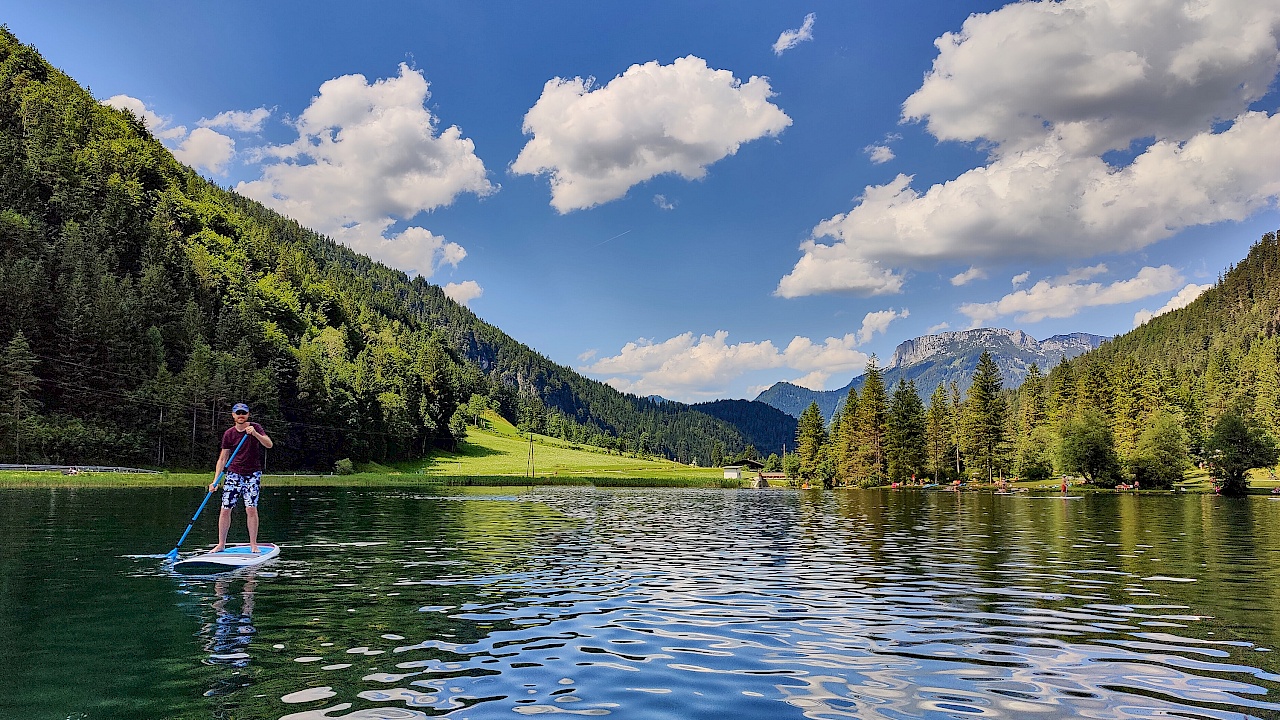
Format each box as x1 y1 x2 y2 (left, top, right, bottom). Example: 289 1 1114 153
219 489 1280 720
194 569 261 699
7 486 1280 719
206 572 258 666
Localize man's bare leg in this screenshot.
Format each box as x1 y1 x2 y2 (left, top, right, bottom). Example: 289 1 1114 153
246 507 259 553
213 507 232 552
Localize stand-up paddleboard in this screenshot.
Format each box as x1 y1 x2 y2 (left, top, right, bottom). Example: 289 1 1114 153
1028 495 1082 499
173 543 279 573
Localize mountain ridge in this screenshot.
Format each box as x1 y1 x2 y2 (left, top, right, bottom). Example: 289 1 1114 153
756 328 1107 419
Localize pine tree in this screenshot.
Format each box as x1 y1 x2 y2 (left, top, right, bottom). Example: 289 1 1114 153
1019 363 1045 438
836 385 860 484
1047 359 1077 424
1 331 40 462
963 351 1007 482
827 408 846 486
950 381 964 477
887 379 927 483
795 401 827 483
853 357 888 483
925 383 952 482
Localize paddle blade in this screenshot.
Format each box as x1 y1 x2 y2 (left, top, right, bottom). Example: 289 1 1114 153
165 548 179 562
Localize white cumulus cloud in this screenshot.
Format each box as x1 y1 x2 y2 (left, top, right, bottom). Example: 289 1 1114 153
199 107 271 132
959 265 1184 326
779 0 1280 298
864 144 895 164
858 308 909 344
174 127 235 174
1011 271 1031 287
513 56 792 213
774 13 816 56
950 266 987 286
583 309 907 400
442 280 483 307
1133 283 1212 327
237 63 493 278
903 0 1280 156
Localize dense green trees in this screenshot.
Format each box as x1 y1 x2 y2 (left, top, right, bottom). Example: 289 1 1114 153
1204 411 1278 496
795 230 1280 492
792 356 1018 487
1059 410 1122 487
1128 410 1190 489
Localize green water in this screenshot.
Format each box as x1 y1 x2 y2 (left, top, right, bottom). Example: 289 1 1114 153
2 487 1280 719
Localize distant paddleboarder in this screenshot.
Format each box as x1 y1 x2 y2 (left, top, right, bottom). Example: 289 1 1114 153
210 403 273 553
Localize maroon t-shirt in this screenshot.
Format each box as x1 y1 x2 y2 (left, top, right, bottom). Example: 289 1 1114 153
222 423 266 475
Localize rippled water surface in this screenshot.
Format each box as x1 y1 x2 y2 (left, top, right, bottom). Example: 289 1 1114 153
3 487 1280 719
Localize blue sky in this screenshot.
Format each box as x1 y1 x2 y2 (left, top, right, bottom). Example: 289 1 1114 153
6 1 1280 402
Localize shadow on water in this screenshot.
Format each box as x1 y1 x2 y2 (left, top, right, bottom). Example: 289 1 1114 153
4 486 1280 719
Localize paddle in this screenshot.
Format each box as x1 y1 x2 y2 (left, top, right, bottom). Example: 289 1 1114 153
165 431 250 562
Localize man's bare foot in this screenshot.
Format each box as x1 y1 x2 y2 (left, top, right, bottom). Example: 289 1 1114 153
212 545 225 553
250 545 259 553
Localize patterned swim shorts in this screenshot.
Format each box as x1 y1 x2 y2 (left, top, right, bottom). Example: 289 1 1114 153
221 471 262 509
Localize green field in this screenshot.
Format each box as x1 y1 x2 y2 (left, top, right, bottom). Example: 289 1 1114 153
415 413 723 482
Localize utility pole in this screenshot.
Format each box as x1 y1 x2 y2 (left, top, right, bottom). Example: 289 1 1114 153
157 407 164 466
191 405 197 465
527 432 535 478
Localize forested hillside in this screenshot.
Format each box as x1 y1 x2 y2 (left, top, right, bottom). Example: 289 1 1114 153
783 230 1280 494
0 30 750 469
689 399 798 456
1038 230 1280 455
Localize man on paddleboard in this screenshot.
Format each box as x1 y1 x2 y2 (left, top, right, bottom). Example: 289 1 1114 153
210 403 273 553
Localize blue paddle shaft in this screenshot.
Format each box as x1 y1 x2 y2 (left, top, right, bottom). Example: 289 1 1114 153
167 431 251 559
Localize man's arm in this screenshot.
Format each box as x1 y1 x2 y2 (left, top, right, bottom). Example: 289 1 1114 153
210 448 231 491
247 424 273 449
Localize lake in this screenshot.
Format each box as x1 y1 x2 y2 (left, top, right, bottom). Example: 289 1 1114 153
2 486 1280 720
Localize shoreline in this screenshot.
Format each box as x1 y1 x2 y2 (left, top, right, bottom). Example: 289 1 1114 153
3 470 1277 495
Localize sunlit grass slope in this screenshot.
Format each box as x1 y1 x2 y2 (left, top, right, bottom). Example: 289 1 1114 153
417 413 721 480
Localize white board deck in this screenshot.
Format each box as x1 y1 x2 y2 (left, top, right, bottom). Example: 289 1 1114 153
173 543 279 573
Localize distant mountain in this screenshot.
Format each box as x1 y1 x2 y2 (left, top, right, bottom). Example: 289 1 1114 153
688 399 798 456
756 328 1107 419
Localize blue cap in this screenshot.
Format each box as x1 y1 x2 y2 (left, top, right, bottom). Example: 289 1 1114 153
231 403 251 414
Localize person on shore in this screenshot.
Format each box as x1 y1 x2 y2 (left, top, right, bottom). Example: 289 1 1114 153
210 403 272 553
